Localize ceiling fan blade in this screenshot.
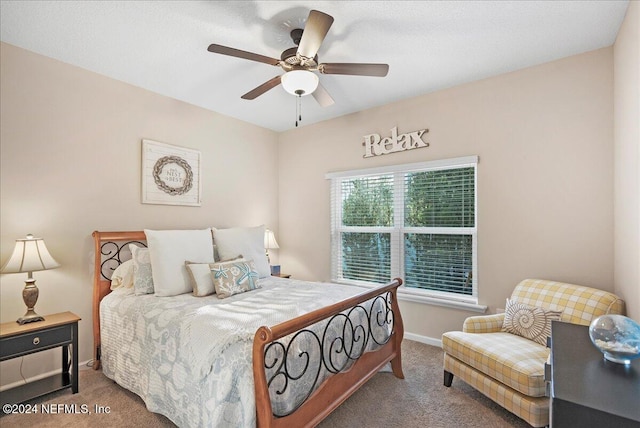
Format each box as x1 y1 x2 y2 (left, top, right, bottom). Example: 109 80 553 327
241 75 282 100
312 83 335 107
208 44 280 66
320 63 389 77
297 10 334 59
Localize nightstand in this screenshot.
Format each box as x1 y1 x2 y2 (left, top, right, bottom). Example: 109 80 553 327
0 311 81 407
272 273 291 278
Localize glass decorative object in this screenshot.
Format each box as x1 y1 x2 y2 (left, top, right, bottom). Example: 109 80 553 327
589 315 640 365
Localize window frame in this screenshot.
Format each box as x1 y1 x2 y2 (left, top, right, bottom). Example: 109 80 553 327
327 156 482 310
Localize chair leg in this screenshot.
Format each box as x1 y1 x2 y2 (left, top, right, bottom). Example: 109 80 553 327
444 370 454 387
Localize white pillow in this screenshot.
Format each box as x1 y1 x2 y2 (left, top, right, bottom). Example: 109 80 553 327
213 225 270 278
145 228 215 297
110 259 134 290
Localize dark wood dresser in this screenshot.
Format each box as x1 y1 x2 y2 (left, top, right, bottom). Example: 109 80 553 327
549 321 640 427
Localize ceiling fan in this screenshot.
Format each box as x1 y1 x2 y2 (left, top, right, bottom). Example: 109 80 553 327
207 9 389 108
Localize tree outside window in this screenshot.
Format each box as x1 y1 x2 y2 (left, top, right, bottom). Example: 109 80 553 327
329 157 477 301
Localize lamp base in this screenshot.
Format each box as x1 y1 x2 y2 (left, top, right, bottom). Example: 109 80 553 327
18 278 45 324
17 310 45 325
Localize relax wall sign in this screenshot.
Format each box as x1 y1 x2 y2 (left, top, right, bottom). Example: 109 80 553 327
363 126 429 158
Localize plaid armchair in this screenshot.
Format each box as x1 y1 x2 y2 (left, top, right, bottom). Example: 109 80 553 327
442 279 624 427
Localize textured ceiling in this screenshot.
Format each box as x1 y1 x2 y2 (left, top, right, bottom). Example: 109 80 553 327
0 1 629 132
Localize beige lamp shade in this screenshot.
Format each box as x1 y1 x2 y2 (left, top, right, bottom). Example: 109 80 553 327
264 229 280 250
1 234 61 274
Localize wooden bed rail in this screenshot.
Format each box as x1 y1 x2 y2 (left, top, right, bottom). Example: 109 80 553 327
252 278 404 428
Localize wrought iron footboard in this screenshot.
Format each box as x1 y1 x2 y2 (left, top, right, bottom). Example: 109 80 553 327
264 291 395 416
253 278 404 428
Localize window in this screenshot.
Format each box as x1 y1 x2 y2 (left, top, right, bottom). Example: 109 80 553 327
327 156 478 304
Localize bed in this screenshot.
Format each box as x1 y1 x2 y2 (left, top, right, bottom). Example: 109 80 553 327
92 230 404 427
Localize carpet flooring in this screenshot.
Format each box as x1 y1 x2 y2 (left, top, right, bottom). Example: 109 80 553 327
0 340 531 427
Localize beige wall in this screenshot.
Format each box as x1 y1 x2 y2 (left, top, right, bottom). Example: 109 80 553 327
279 47 616 341
614 1 640 321
0 43 279 386
2 26 634 387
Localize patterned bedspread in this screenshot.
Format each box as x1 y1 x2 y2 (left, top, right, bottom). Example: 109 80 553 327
100 277 374 427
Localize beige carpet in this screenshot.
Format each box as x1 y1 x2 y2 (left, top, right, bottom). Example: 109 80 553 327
1 340 531 427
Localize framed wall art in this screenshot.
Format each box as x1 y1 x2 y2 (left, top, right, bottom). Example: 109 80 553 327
141 139 201 206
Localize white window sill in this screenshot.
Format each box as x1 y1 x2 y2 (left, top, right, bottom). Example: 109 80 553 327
337 280 488 313
397 289 487 313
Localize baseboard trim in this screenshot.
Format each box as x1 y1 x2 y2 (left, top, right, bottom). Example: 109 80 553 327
0 359 92 392
404 332 442 348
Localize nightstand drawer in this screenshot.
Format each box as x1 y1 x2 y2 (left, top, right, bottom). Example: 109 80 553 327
0 325 72 360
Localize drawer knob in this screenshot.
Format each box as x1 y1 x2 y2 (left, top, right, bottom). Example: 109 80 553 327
33 337 40 345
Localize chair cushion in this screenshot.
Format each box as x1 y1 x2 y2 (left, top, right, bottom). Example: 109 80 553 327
443 354 550 427
442 331 550 397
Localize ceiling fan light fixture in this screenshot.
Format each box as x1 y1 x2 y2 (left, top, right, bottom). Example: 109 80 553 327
281 70 319 96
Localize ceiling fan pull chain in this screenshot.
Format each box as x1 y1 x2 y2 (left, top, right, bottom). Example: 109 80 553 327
295 94 302 127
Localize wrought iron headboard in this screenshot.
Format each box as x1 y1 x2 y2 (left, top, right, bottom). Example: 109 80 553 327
98 238 146 280
92 231 147 369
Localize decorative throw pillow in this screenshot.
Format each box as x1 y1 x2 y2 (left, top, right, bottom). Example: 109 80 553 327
110 259 134 290
502 298 563 345
145 228 215 297
213 225 270 279
186 262 217 297
130 244 154 295
186 256 243 297
211 259 261 299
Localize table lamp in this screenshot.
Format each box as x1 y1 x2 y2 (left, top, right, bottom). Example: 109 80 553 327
1 234 60 324
264 229 279 264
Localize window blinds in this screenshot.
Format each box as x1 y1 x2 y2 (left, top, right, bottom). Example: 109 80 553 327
329 156 477 298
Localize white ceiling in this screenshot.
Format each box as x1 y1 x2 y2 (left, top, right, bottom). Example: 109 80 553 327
0 1 629 132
